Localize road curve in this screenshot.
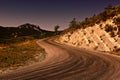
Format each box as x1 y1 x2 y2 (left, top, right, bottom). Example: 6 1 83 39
1 39 120 80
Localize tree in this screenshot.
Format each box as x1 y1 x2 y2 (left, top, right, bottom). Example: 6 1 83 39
105 4 113 11
54 25 60 35
69 18 78 28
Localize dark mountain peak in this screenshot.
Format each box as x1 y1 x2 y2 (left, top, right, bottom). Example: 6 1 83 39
18 23 41 31
18 23 36 27
0 26 4 28
0 23 56 40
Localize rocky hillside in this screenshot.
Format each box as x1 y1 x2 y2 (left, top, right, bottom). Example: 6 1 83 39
58 5 120 52
0 23 55 39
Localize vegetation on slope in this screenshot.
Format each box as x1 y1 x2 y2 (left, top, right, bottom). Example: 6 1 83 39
0 23 58 40
58 5 120 55
62 5 120 34
0 40 46 70
103 16 120 37
0 23 60 71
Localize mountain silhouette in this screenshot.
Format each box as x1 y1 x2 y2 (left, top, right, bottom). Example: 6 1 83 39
0 23 55 39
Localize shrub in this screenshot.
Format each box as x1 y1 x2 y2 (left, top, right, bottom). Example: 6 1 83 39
118 26 120 31
114 47 120 52
113 17 120 25
114 27 117 31
110 31 115 37
105 24 113 32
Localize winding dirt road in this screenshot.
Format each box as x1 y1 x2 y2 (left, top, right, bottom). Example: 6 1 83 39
1 39 120 80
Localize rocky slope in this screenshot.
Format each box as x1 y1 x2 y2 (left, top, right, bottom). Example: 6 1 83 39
0 23 55 39
58 5 120 52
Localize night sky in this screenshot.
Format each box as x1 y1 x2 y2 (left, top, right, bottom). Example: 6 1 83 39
0 0 119 30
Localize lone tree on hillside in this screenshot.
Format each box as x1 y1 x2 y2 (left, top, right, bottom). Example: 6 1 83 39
54 25 60 35
69 18 78 28
105 4 113 10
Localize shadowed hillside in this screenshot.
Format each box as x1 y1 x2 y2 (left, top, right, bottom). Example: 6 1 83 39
0 23 55 39
0 23 62 44
0 23 58 72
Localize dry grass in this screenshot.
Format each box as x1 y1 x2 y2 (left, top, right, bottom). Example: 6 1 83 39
0 40 45 69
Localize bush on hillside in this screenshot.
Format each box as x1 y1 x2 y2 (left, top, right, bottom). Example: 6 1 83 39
113 17 120 25
114 27 117 31
110 31 116 37
114 47 120 52
105 24 114 32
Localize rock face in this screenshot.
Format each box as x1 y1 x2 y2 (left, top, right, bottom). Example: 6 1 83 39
58 15 120 52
